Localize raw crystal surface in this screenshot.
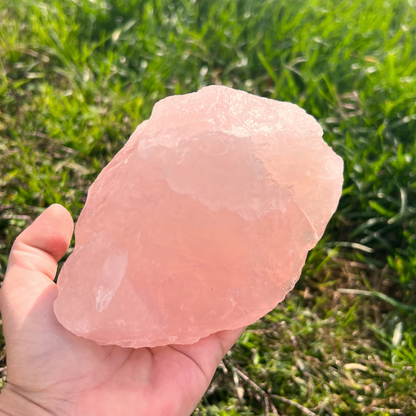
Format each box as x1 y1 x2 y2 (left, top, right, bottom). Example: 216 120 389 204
54 85 344 348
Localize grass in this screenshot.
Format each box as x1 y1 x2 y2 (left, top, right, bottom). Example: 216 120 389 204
1 0 416 414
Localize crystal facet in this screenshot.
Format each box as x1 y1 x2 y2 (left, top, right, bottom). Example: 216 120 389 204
54 86 344 348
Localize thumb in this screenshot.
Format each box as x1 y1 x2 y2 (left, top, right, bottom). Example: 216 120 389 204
1 204 73 315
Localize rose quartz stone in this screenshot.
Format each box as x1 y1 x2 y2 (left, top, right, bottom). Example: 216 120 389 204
54 85 343 348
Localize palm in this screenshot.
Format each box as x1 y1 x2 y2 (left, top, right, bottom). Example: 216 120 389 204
0 205 244 416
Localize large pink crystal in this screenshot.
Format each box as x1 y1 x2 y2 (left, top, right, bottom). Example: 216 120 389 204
54 86 343 348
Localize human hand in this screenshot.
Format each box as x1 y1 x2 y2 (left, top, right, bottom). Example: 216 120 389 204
0 204 245 416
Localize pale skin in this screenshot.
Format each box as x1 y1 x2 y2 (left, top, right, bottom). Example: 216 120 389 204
0 204 245 416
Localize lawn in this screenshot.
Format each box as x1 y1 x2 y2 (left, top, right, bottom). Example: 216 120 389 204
1 0 416 414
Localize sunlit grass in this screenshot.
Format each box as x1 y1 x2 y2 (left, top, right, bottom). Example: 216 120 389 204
1 0 416 414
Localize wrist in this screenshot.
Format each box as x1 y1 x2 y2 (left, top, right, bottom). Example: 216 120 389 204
0 385 53 416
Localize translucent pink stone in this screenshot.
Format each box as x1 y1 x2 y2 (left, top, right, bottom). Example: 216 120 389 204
54 86 343 348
